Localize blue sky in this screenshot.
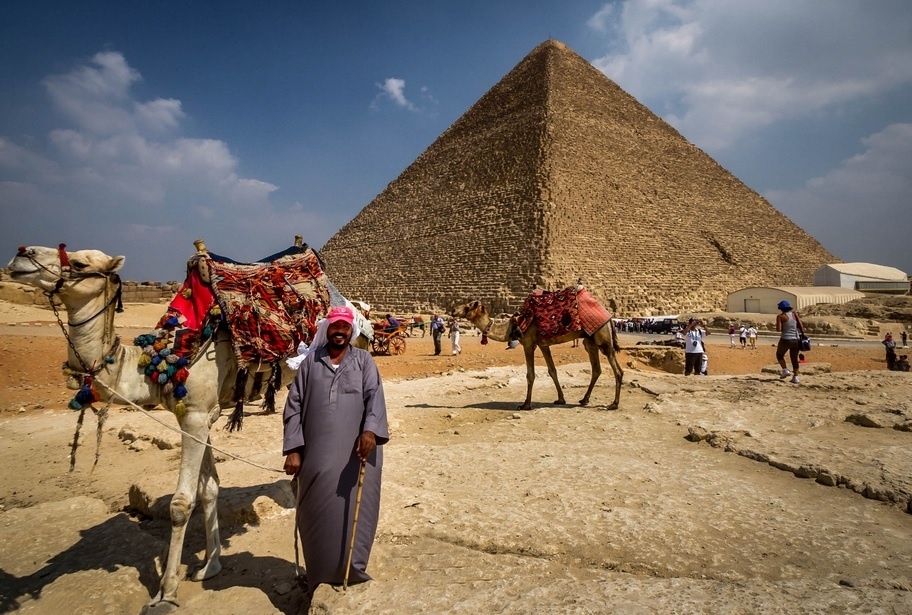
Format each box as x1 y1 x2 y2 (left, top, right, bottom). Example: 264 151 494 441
2 0 911 282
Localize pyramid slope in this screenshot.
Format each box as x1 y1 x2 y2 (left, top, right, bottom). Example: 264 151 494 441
320 40 836 315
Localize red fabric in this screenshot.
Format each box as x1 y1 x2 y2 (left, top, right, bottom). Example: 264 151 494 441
576 289 612 334
208 250 330 368
168 268 215 331
515 288 611 340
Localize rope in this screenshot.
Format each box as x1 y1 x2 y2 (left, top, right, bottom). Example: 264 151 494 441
93 377 284 474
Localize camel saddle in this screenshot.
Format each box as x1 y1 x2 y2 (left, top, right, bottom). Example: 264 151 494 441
158 243 329 368
515 287 611 340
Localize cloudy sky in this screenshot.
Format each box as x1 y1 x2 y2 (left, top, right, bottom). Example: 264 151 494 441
2 0 910 282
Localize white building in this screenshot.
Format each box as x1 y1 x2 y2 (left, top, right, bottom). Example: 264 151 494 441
813 263 909 296
727 286 865 314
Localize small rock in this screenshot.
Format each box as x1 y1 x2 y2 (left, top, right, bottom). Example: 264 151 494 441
129 440 151 452
274 581 292 595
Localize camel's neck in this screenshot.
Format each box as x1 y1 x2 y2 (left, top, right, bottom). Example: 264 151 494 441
61 288 120 374
470 312 511 343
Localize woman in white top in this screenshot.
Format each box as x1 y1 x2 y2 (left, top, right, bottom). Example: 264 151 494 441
448 317 462 355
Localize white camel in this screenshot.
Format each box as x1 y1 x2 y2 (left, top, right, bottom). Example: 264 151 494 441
455 297 624 410
6 244 342 612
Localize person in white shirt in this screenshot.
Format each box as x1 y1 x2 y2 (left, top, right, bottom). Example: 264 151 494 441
683 318 710 376
747 325 758 350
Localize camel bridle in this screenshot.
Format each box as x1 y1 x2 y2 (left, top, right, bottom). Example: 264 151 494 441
16 245 125 376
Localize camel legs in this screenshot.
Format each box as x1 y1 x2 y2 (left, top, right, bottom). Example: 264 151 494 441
519 339 567 410
148 410 219 608
603 341 624 410
579 338 602 406
191 443 221 581
539 345 566 406
519 342 537 410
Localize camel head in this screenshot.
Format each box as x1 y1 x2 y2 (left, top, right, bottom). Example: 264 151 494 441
7 245 125 306
454 300 488 324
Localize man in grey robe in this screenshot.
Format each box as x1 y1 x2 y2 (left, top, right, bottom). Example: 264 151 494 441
283 305 389 594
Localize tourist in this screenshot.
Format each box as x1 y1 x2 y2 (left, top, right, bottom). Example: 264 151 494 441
902 330 908 348
430 313 445 356
775 300 803 384
895 354 910 372
683 318 709 376
282 305 389 595
449 316 462 355
384 313 400 333
747 324 758 350
739 324 747 349
729 323 736 348
883 333 897 370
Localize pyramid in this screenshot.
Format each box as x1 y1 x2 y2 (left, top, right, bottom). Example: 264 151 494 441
319 40 836 316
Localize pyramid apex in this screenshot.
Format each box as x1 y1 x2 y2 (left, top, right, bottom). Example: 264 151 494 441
534 39 569 52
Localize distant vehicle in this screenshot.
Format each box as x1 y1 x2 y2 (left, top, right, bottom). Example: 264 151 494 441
644 317 682 335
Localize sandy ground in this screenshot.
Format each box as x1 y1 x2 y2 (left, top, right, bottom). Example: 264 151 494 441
1 302 911 614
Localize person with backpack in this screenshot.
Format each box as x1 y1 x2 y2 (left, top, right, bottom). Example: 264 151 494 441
775 300 804 384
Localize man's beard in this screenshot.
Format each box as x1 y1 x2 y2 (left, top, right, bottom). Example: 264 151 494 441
328 332 351 348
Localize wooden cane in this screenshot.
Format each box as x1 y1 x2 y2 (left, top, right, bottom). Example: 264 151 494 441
343 460 367 590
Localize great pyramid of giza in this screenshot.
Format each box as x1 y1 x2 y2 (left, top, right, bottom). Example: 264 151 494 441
319 39 837 316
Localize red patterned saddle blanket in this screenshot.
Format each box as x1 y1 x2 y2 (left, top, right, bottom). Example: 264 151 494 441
515 288 611 340
160 248 330 369
205 250 329 368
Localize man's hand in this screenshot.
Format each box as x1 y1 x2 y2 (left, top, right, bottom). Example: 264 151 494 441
355 431 377 462
284 451 302 476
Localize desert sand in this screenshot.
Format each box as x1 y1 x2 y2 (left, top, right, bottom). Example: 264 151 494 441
0 301 910 614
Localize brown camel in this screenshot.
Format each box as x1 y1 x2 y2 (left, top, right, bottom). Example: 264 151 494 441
455 298 623 410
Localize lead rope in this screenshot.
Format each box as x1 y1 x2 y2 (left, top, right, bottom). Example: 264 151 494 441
94 376 306 587
92 378 284 473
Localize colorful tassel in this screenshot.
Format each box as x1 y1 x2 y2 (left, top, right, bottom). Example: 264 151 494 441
174 400 187 418
174 384 188 399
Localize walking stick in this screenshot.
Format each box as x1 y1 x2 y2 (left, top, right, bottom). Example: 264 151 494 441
343 460 367 590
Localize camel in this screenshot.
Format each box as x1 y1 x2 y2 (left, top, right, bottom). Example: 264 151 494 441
6 243 358 612
455 295 624 411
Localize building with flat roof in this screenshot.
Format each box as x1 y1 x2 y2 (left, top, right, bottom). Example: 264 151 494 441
813 263 909 296
727 286 865 314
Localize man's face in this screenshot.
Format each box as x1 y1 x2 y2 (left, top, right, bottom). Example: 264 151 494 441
327 320 353 348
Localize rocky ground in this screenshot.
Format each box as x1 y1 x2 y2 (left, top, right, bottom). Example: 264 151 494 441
0 302 911 614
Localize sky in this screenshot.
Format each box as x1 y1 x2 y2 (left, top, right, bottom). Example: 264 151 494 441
2 0 911 282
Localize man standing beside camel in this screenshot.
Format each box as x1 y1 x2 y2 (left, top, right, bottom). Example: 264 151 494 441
283 306 389 595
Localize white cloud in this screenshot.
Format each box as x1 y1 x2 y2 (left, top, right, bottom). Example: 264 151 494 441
0 50 305 281
134 98 185 132
586 3 615 33
374 77 418 111
765 123 912 272
588 0 912 150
